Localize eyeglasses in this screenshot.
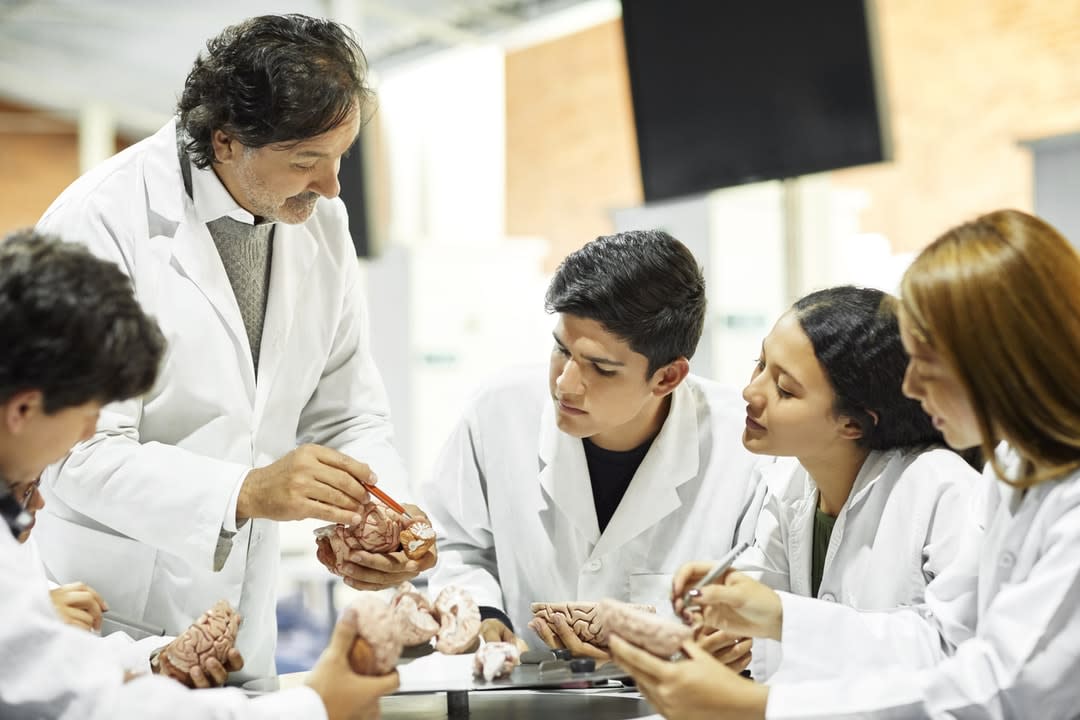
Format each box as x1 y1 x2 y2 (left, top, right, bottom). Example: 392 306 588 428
19 477 41 511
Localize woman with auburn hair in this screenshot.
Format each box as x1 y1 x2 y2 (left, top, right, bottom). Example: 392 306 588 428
609 209 1080 719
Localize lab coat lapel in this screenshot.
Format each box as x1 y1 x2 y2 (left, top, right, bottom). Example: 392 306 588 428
168 221 253 369
590 382 699 559
844 450 889 511
788 467 816 597
143 119 255 391
252 221 318 421
538 401 601 546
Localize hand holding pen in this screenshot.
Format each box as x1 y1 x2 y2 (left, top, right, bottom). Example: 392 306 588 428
670 543 785 641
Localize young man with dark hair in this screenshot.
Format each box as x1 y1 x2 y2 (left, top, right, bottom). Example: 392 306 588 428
422 230 762 660
0 229 397 720
35 14 429 680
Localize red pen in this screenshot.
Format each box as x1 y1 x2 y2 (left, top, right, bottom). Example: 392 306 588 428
363 481 412 518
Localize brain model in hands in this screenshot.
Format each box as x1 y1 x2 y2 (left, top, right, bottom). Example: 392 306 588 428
314 501 436 573
346 593 405 675
158 600 241 687
530 601 655 647
596 598 693 659
345 584 482 674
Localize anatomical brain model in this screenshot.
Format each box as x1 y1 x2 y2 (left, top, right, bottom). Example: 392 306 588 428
346 583 483 675
391 581 440 647
530 601 655 647
431 586 482 655
158 600 241 687
346 592 405 675
473 641 521 682
595 598 693 659
314 501 436 573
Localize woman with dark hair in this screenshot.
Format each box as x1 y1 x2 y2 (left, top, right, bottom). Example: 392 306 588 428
610 210 1080 718
714 285 980 680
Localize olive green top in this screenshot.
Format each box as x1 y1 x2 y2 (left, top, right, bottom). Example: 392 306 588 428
811 508 838 598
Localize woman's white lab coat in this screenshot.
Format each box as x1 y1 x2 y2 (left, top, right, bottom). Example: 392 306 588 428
738 447 980 680
421 365 763 639
32 119 407 679
1 526 326 719
765 449 1080 718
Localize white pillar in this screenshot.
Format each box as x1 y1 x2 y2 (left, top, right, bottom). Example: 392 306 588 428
77 102 115 174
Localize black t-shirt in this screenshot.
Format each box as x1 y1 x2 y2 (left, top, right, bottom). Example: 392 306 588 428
583 436 655 534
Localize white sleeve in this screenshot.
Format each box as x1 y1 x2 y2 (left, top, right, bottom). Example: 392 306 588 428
81 680 327 720
0 534 327 720
420 411 504 611
43 402 251 571
767 492 1080 718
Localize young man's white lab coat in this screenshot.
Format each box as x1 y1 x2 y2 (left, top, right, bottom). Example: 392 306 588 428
0 525 325 719
422 365 763 639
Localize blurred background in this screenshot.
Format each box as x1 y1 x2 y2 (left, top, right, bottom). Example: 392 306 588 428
3 0 1080 669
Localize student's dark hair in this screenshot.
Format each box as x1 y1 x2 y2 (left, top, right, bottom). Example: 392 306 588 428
0 230 165 413
792 285 940 450
544 230 706 377
177 13 373 169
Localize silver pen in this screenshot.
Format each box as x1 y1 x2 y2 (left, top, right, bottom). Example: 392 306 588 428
100 611 167 640
680 540 752 606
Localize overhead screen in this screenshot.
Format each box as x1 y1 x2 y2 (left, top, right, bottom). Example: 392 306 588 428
621 0 890 203
337 135 371 257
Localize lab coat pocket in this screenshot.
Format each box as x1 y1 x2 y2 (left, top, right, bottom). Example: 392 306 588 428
629 571 676 620
35 511 156 620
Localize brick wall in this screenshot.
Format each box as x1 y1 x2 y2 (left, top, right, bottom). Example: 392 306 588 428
0 101 79 235
505 20 643 271
832 0 1080 251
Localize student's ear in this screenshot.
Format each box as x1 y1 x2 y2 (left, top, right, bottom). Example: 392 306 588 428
838 408 877 442
837 416 864 441
2 390 43 435
211 129 239 164
650 358 690 398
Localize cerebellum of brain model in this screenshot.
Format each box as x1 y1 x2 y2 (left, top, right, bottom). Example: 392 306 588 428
399 519 436 560
158 600 241 687
595 598 692 658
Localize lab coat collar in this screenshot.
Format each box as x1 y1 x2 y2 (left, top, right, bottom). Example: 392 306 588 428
785 449 889 595
143 119 188 224
538 399 600 544
142 119 320 402
846 449 891 509
142 119 260 227
537 380 701 558
799 448 890 513
187 155 260 226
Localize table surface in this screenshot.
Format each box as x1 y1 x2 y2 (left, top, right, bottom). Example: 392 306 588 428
246 652 636 694
377 691 656 720
243 653 661 719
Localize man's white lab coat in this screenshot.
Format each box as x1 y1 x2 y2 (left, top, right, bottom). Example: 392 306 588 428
33 119 407 679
